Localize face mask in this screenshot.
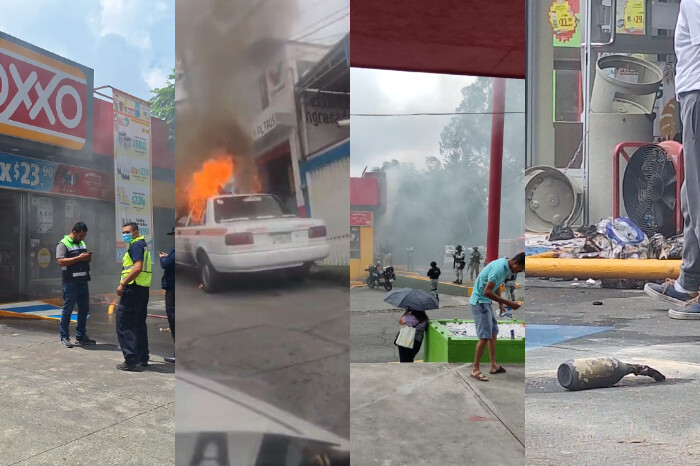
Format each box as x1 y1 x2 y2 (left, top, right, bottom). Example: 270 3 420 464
123 233 133 243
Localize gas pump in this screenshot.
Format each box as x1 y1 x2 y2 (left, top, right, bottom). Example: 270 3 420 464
579 0 681 224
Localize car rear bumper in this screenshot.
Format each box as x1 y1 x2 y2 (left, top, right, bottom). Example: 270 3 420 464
209 243 331 273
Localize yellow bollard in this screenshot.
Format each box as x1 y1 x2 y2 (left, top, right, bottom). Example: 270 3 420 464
526 257 681 280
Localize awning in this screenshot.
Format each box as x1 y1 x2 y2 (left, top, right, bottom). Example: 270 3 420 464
350 0 526 79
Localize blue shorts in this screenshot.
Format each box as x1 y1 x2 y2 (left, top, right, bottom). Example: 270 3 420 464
471 302 499 339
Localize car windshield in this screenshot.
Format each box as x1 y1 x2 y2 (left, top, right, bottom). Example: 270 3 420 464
214 195 285 222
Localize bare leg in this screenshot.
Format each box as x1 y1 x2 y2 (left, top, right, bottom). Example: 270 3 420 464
488 333 498 371
473 338 489 375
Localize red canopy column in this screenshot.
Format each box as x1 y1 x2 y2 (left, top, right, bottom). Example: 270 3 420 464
486 78 506 264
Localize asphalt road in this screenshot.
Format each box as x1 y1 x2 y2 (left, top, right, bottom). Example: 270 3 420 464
525 278 700 465
175 269 350 439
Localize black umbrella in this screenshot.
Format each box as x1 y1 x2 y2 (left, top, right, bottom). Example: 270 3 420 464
384 288 439 311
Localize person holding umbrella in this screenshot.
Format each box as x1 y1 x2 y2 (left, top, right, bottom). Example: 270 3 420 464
397 309 429 362
385 288 439 363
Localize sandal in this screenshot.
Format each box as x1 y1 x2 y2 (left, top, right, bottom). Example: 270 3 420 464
490 366 506 374
471 371 489 382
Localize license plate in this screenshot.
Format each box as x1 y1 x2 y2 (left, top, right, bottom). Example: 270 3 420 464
273 234 291 244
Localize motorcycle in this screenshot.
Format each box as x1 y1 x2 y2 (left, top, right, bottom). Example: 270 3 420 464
366 263 395 291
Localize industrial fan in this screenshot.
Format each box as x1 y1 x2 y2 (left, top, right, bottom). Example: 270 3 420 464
618 141 683 237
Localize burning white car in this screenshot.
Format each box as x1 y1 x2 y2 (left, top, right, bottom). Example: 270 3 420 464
175 194 330 292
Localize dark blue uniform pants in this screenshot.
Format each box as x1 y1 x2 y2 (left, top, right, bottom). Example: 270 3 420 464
60 282 90 339
116 285 150 365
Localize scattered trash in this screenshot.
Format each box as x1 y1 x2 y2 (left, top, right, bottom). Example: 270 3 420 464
558 357 665 391
649 233 684 260
527 217 684 260
548 224 575 242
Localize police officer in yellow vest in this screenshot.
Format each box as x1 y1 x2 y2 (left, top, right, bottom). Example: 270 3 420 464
115 222 152 371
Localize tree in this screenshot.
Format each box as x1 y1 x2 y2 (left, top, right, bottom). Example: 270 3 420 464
372 78 525 264
149 70 175 147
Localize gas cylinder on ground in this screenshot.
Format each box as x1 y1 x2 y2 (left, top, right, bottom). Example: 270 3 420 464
557 357 665 391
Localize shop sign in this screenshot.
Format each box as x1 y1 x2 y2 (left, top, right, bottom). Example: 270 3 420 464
618 0 645 35
549 0 578 44
113 88 154 263
303 93 349 155
0 33 91 150
252 112 277 141
351 211 372 227
37 248 51 268
0 150 112 201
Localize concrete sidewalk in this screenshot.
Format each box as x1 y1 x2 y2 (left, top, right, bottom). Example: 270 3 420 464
526 280 700 465
0 301 174 465
351 363 524 465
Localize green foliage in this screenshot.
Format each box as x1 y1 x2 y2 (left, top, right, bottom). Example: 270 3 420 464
149 70 175 146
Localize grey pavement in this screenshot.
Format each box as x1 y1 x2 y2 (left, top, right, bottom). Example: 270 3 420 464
176 269 349 439
351 363 524 465
351 286 525 363
0 300 175 466
525 279 700 465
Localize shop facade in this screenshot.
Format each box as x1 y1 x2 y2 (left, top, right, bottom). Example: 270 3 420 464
296 35 350 267
250 39 331 216
0 32 174 303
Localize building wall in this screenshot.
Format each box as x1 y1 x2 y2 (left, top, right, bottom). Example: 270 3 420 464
305 152 350 266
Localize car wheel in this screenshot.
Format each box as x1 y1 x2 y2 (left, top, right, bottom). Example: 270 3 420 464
287 265 308 283
198 254 220 293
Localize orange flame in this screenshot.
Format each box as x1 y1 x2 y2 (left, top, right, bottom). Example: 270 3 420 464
188 153 234 222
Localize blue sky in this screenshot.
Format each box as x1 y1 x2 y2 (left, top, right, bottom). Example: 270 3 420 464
0 0 175 101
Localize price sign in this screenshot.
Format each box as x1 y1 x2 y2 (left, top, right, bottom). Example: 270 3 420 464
549 1 577 43
623 0 645 33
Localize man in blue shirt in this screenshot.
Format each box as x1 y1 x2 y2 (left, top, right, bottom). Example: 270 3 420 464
160 226 175 363
469 252 525 382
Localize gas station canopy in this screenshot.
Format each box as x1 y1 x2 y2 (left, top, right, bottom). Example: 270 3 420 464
350 0 526 79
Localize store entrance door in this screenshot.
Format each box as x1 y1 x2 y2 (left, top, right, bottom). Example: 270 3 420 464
260 154 295 214
0 191 24 303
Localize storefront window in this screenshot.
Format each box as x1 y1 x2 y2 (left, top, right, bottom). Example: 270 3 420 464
28 194 114 296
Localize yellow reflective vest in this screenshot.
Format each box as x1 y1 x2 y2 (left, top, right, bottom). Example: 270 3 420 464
121 236 152 287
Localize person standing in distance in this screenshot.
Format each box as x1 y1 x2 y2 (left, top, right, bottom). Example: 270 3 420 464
56 222 96 348
160 226 175 363
116 222 152 371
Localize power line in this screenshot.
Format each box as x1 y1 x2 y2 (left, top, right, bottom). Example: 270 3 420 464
291 5 348 39
293 12 349 41
350 111 525 117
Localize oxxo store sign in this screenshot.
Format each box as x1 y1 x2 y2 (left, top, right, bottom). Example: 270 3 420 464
0 32 92 155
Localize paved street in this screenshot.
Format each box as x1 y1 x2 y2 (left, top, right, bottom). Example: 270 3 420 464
351 363 524 465
525 279 700 465
175 269 350 439
351 279 525 363
0 296 175 466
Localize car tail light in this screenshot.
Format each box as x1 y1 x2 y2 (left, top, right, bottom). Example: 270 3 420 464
225 232 254 246
309 226 326 238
